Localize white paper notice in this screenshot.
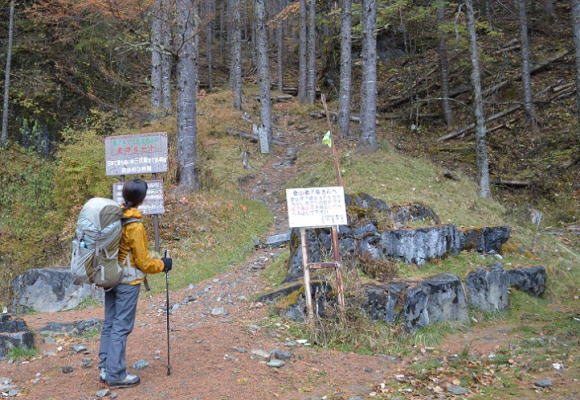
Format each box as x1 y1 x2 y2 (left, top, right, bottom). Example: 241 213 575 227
286 186 347 228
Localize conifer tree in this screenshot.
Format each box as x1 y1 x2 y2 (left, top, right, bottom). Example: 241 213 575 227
1 0 15 146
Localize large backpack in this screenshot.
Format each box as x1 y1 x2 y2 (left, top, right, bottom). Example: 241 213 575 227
70 198 144 289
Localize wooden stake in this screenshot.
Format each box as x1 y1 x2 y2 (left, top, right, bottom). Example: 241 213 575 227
300 228 314 323
321 94 346 317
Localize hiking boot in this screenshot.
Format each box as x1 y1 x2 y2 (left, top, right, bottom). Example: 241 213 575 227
99 368 106 383
106 374 140 388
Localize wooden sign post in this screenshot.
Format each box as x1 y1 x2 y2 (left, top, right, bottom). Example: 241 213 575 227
286 186 347 322
106 132 168 252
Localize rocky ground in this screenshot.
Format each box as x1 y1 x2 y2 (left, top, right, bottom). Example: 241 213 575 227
1 124 578 400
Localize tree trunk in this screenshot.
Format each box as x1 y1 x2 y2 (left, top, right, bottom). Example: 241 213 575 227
161 0 172 111
176 0 199 191
229 0 242 109
206 0 215 91
466 0 490 198
359 0 378 150
220 0 226 66
151 0 163 110
544 0 555 20
276 0 285 92
255 0 273 151
338 0 352 137
249 6 257 69
484 0 494 28
573 0 580 124
518 0 535 120
1 0 15 146
437 1 453 128
298 0 307 102
306 0 316 103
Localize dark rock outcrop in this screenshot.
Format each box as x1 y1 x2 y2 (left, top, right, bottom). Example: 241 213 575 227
38 318 103 336
363 282 408 323
0 314 34 360
466 263 509 312
257 281 332 322
389 202 441 226
9 268 103 314
404 274 469 333
506 266 547 297
283 193 511 282
460 226 511 253
380 224 462 265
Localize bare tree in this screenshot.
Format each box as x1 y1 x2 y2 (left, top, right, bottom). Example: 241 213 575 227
306 0 316 103
298 0 307 102
219 0 226 65
518 0 535 120
254 0 272 150
151 0 163 110
338 0 352 137
573 0 580 124
544 0 555 20
466 0 490 198
229 0 242 109
161 0 173 111
176 0 200 191
436 1 453 128
276 0 286 92
1 0 15 146
359 0 378 150
205 0 215 91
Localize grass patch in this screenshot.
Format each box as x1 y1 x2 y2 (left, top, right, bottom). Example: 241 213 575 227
8 347 37 360
285 142 579 303
146 192 272 293
73 328 101 339
71 297 102 311
261 248 290 288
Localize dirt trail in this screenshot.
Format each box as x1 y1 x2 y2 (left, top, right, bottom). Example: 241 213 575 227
2 117 577 400
1 127 396 400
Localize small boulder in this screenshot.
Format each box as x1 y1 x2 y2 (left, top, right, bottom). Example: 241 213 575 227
404 274 468 333
460 226 511 254
61 366 74 374
0 315 34 360
39 318 103 336
363 282 408 323
534 378 553 388
380 225 461 265
265 232 291 247
507 266 547 297
132 359 149 370
269 349 292 361
447 385 469 395
267 359 286 368
466 263 509 312
9 268 103 314
96 388 110 398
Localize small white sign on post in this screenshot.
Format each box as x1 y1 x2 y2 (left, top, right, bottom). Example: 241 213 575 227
113 180 165 215
286 186 348 228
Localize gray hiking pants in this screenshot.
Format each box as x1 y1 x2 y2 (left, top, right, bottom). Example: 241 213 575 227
98 283 140 381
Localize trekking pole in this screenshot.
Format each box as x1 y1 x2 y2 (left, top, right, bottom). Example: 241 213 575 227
164 250 171 376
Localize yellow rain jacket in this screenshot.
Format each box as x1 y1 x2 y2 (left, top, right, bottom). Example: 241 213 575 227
118 207 164 285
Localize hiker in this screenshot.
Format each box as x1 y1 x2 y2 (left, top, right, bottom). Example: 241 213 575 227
98 178 172 388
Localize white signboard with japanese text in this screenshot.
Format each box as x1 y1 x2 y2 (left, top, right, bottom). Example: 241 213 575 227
286 186 348 228
113 180 165 215
105 132 168 176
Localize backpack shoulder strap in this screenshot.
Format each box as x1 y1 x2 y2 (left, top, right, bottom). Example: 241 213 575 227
122 218 141 226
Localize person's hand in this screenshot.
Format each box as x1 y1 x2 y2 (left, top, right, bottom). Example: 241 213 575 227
162 257 172 273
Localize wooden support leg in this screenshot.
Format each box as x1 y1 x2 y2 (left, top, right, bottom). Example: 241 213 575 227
330 226 346 316
300 228 314 322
